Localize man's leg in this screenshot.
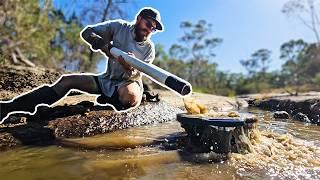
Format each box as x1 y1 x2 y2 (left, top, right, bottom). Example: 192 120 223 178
117 81 143 108
0 74 99 121
52 74 100 96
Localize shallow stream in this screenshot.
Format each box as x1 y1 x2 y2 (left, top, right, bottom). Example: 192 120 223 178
0 108 319 179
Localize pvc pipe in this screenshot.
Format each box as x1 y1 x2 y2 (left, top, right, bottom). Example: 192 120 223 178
109 46 192 96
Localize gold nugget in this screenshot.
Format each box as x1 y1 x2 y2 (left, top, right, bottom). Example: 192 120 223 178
183 98 201 114
183 98 208 114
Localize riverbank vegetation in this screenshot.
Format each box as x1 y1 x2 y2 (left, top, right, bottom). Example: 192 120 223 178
1 0 319 96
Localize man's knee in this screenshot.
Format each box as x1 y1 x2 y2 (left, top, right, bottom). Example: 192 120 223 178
122 93 140 107
118 83 142 107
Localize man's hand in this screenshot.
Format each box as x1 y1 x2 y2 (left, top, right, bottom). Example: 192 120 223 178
101 44 114 59
117 52 135 72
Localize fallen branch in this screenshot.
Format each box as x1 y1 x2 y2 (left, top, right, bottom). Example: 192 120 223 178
15 48 35 67
10 52 19 64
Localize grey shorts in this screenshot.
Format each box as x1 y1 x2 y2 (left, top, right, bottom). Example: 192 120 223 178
93 76 143 97
93 75 103 94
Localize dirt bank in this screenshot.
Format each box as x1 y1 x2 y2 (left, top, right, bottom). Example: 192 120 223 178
0 65 63 100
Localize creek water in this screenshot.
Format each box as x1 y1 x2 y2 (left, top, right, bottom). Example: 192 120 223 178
0 108 319 179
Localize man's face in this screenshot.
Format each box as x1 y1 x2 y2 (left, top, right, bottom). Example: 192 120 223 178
135 16 157 42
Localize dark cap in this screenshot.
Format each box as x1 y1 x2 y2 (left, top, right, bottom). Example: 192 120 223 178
139 7 163 31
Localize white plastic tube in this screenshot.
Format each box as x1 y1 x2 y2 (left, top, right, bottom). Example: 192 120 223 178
110 46 192 96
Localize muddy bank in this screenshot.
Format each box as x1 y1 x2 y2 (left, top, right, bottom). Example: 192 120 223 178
242 92 320 124
0 65 244 149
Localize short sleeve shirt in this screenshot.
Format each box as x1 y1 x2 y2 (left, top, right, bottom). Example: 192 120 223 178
89 19 155 97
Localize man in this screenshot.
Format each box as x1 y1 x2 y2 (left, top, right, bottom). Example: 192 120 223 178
0 7 163 122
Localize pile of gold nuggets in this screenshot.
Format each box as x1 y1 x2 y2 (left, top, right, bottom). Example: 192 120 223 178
183 97 240 118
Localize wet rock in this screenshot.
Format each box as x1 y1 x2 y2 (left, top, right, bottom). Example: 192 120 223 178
0 122 55 150
0 100 182 149
2 116 27 125
236 99 249 108
0 133 21 150
247 97 320 124
293 113 311 123
309 102 320 123
273 111 290 119
49 101 183 138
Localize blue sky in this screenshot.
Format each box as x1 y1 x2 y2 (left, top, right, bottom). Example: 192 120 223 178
124 0 315 73
54 0 315 73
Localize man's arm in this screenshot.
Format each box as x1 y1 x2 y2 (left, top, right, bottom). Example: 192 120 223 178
81 25 133 71
81 28 114 59
81 20 121 57
80 27 106 50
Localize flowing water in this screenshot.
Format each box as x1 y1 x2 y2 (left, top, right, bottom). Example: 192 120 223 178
0 108 319 179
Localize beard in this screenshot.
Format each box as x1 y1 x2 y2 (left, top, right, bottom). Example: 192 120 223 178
134 24 149 42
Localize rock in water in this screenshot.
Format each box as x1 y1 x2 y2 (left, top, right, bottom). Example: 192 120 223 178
49 101 183 138
273 111 290 119
293 112 311 123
